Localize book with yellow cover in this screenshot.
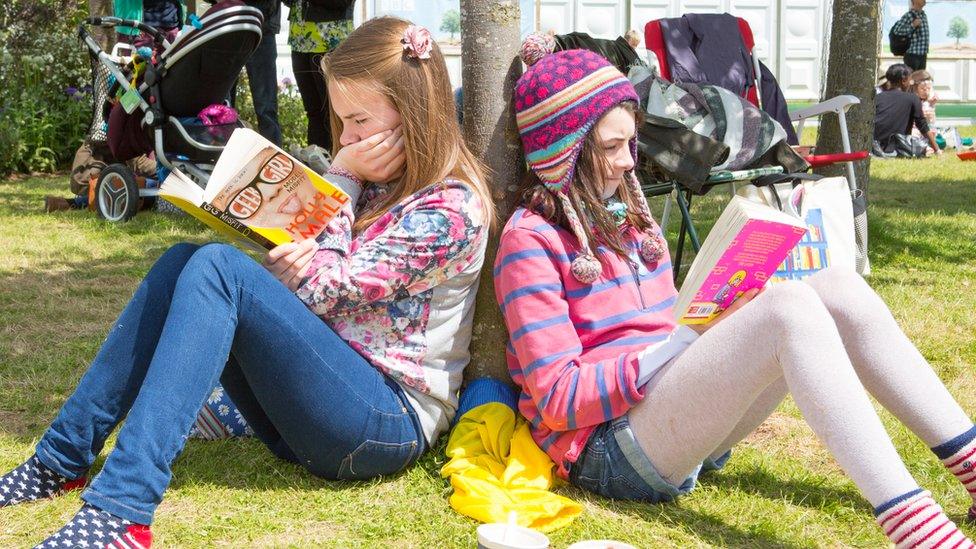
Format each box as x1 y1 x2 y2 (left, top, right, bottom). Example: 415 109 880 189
160 128 349 250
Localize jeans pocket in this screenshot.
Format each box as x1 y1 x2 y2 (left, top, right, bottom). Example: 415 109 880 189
337 439 417 480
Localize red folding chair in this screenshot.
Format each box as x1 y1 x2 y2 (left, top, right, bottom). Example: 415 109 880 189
644 17 868 191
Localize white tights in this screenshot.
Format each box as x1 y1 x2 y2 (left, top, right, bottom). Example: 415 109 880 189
628 268 973 507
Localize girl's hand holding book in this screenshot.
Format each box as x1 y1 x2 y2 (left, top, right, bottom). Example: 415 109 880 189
331 126 406 185
688 287 761 335
263 238 318 291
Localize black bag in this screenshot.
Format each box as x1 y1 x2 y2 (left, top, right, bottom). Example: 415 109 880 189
887 134 928 158
889 18 913 56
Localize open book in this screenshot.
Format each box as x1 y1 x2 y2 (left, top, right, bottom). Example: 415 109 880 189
160 128 350 250
675 196 807 325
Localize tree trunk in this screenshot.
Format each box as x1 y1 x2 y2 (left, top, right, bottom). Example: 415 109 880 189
815 0 882 198
459 0 524 384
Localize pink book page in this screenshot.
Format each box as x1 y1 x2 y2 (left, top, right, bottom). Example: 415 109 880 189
681 219 807 324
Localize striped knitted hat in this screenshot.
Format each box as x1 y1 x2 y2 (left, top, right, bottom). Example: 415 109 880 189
514 49 663 283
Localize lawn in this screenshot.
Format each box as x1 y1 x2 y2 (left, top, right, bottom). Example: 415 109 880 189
1 139 975 547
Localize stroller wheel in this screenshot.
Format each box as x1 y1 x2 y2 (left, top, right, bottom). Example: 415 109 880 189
96 164 140 222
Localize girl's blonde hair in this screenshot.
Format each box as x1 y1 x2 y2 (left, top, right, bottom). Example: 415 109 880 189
322 16 495 234
910 69 933 96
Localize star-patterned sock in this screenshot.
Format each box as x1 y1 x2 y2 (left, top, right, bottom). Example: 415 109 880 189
0 454 86 507
32 504 152 549
933 425 976 523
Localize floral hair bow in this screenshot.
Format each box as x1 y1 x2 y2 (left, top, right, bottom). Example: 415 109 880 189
402 25 433 60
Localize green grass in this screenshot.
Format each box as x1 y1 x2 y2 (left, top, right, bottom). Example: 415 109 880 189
2 132 976 546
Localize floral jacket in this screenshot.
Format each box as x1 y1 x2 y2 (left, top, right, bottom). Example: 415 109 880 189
296 176 489 444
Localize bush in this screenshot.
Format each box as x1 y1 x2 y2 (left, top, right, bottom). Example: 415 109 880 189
233 75 310 151
0 0 313 177
0 1 91 176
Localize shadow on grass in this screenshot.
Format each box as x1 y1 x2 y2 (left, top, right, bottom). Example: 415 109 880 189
707 466 867 513
553 482 807 548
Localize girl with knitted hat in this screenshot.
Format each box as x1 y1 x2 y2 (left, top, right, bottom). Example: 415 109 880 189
495 48 976 547
1 17 493 547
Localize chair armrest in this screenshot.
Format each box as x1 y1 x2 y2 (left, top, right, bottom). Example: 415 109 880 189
789 95 860 122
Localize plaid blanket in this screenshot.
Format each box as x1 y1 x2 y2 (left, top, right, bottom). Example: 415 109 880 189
639 76 791 172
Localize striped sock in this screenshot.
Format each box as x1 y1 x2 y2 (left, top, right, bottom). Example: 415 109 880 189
875 489 974 549
32 504 152 549
933 426 976 522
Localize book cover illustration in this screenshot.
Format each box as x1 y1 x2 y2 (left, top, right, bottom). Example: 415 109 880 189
161 129 350 250
681 219 807 324
771 208 831 282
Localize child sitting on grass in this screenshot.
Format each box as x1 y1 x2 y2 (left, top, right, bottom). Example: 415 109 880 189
1 17 493 548
495 48 975 548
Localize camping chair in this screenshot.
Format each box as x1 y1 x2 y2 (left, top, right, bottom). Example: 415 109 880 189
641 15 868 277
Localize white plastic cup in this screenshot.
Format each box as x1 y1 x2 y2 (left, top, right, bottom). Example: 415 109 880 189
566 541 638 549
476 523 550 549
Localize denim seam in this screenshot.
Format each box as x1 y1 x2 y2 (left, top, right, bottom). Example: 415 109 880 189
35 445 84 480
611 417 688 497
82 486 154 524
233 282 411 421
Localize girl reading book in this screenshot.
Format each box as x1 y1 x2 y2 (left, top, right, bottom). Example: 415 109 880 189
495 49 976 548
0 17 493 548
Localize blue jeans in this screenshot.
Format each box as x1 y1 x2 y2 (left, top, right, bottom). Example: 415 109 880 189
568 416 730 503
244 31 282 146
34 243 425 525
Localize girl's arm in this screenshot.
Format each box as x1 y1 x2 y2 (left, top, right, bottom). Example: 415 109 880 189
496 227 690 431
295 178 487 317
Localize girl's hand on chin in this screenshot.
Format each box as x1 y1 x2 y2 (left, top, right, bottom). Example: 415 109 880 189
331 126 406 184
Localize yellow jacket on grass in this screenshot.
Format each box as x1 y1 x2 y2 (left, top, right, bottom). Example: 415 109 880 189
441 379 582 533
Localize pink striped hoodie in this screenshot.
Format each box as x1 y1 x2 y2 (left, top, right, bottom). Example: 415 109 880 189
494 207 684 478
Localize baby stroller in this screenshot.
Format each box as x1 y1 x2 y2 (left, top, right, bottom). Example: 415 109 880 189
78 0 263 221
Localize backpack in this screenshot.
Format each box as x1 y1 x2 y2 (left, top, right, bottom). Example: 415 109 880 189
889 17 914 56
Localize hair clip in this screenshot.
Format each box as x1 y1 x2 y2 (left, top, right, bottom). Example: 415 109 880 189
402 25 433 60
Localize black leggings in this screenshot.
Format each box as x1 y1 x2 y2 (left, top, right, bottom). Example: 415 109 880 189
291 51 331 150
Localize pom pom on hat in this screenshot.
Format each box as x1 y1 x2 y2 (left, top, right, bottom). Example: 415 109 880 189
570 254 602 284
519 31 556 66
640 234 667 264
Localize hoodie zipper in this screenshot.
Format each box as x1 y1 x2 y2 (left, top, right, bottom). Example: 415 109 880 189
627 258 647 310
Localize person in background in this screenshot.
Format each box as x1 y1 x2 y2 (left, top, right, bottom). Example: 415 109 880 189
891 0 929 70
910 70 938 126
233 0 284 146
910 69 940 154
875 63 940 156
284 0 356 151
624 28 640 49
87 0 117 51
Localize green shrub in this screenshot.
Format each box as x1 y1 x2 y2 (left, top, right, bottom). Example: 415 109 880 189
233 75 310 151
0 1 90 176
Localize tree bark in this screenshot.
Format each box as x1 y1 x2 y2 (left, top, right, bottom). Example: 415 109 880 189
815 0 882 198
459 0 524 384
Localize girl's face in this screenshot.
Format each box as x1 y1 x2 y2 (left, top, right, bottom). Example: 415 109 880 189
328 79 403 147
915 80 932 100
592 106 637 199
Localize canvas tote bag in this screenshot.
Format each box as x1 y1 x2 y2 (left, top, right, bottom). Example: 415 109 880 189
737 174 858 280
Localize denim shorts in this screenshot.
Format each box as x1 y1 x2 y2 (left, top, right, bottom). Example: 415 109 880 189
568 415 730 502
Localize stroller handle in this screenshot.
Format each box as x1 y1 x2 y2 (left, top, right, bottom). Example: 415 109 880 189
81 16 166 46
